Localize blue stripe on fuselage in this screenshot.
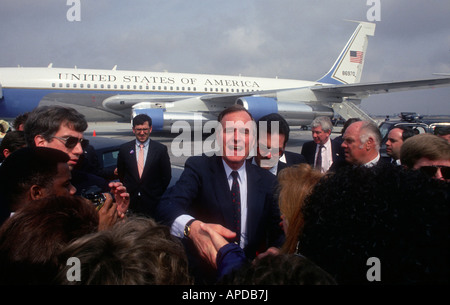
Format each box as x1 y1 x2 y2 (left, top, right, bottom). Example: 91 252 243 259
0 87 201 119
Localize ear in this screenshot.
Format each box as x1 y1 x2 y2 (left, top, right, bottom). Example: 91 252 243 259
30 185 45 200
148 126 153 134
2 148 11 159
366 137 374 150
34 135 48 147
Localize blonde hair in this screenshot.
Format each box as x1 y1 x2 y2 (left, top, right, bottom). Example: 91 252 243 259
277 164 325 254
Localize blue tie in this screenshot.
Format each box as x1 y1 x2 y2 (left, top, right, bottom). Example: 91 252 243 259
230 171 241 244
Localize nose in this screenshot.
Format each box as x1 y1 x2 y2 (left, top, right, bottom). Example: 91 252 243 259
435 168 444 181
69 184 77 195
72 142 84 155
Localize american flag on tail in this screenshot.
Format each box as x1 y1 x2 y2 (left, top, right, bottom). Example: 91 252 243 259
350 50 363 63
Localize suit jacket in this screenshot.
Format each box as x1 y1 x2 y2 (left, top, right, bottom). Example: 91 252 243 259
328 154 390 173
300 139 343 168
282 150 307 166
157 155 284 260
117 139 171 217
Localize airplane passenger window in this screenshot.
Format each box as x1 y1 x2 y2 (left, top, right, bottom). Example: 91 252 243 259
80 84 84 88
66 84 70 88
59 83 63 88
87 84 91 88
52 83 56 87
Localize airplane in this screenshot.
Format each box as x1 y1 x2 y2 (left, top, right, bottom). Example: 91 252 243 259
1 21 449 131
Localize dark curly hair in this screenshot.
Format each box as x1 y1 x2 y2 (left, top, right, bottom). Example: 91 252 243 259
298 163 449 284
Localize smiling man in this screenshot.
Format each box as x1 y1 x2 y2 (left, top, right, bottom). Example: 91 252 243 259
117 113 171 217
156 105 284 284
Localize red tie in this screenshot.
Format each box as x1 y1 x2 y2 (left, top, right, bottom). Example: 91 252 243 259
138 144 144 178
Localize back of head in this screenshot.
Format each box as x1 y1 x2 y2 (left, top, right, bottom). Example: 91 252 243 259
219 254 336 285
298 163 449 284
56 216 192 285
0 147 70 211
0 130 26 161
277 164 324 253
401 133 450 169
24 105 88 147
0 196 99 284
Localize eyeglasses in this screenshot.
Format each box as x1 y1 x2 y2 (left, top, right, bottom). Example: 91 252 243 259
419 165 450 180
134 128 151 133
52 136 85 149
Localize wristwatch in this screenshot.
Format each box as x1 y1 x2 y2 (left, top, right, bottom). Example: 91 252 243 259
184 219 196 238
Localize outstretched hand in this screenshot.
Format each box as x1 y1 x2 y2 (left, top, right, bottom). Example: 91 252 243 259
189 221 236 268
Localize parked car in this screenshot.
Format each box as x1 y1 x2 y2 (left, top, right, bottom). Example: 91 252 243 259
76 135 126 181
378 113 450 157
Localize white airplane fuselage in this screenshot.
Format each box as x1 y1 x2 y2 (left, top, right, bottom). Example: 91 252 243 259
1 21 449 130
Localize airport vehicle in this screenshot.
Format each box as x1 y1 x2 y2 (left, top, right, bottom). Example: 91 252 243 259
1 22 449 131
378 112 450 157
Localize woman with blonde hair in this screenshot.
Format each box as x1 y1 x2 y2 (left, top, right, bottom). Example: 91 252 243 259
277 163 325 254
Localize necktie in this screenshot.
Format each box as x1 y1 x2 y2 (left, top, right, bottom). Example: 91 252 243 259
230 171 241 245
138 144 144 178
315 144 324 171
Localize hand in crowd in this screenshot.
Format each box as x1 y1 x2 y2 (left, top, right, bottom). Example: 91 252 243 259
108 181 130 218
96 193 118 231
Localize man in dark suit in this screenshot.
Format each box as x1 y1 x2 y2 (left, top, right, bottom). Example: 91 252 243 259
301 116 343 173
252 113 306 175
156 105 284 283
329 120 387 172
117 114 171 217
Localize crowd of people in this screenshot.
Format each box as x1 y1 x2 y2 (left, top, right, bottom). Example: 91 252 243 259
0 105 448 285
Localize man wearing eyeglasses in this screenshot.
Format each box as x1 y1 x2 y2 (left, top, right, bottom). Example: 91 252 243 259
116 113 171 217
400 133 450 182
23 106 130 217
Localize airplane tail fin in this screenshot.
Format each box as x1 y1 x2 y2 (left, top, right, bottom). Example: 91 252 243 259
317 21 375 85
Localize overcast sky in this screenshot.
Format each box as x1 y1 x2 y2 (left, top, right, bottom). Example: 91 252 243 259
1 0 449 116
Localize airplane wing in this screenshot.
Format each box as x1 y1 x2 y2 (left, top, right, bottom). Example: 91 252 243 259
311 77 450 97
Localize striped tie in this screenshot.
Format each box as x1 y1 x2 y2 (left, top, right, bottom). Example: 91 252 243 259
138 144 144 178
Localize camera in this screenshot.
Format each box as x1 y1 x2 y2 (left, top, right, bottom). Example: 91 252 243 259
81 185 113 210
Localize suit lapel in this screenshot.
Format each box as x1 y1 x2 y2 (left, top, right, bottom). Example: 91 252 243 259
245 161 264 244
210 156 234 227
126 141 140 180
